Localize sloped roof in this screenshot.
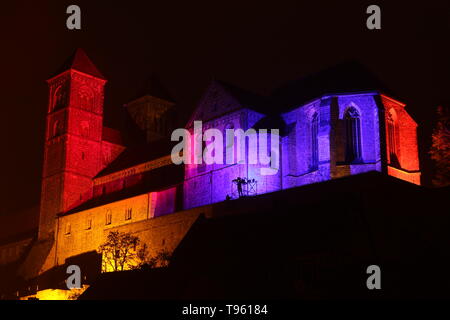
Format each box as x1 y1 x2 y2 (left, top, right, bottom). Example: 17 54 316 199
50 48 106 80
271 60 395 112
131 74 174 103
63 164 184 216
216 80 271 114
96 138 176 178
102 127 123 145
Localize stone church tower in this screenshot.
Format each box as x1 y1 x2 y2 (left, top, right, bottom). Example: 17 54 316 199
125 75 176 143
39 49 107 240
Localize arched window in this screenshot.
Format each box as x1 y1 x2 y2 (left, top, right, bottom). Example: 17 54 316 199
52 120 63 138
387 110 399 166
53 85 67 111
344 107 362 163
310 112 319 170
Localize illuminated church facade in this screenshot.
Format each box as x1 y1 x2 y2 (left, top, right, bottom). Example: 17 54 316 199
1 49 421 292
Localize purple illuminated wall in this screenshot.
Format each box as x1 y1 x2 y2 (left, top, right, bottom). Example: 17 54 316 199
182 86 419 210
154 187 177 217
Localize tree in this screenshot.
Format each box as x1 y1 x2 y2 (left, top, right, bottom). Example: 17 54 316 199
98 231 172 273
429 106 450 187
98 231 140 272
135 244 172 270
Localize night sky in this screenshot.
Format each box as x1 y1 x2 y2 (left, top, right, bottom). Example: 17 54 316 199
1 0 449 215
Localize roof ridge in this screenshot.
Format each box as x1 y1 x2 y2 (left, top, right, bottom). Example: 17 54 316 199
50 48 106 80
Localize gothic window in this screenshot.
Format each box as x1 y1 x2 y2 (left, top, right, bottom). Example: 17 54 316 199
310 112 319 170
387 110 399 166
78 87 94 111
287 123 297 174
53 85 67 111
344 107 362 163
266 131 273 169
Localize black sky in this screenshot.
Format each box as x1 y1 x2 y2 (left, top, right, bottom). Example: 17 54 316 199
1 0 449 215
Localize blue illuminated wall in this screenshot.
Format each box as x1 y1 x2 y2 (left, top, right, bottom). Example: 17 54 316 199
182 82 419 210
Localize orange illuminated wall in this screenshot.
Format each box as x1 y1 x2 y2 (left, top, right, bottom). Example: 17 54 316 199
381 95 421 185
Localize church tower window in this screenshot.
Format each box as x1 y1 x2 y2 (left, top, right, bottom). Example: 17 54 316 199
52 120 63 138
52 85 67 111
344 107 362 163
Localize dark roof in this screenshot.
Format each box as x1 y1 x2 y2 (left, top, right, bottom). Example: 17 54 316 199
96 138 176 178
63 164 184 215
103 105 147 147
102 127 123 145
50 48 106 80
271 60 394 112
252 115 288 136
216 80 272 115
132 74 174 102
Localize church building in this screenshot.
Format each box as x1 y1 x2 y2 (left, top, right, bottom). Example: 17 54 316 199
0 49 421 298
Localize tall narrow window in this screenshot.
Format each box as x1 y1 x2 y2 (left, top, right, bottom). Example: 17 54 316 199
105 210 112 225
125 208 132 221
52 120 63 138
387 111 399 166
287 123 297 175
344 107 362 163
310 113 319 170
53 85 67 111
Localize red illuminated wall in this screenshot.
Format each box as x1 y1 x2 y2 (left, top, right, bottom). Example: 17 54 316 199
381 95 421 185
40 70 107 239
